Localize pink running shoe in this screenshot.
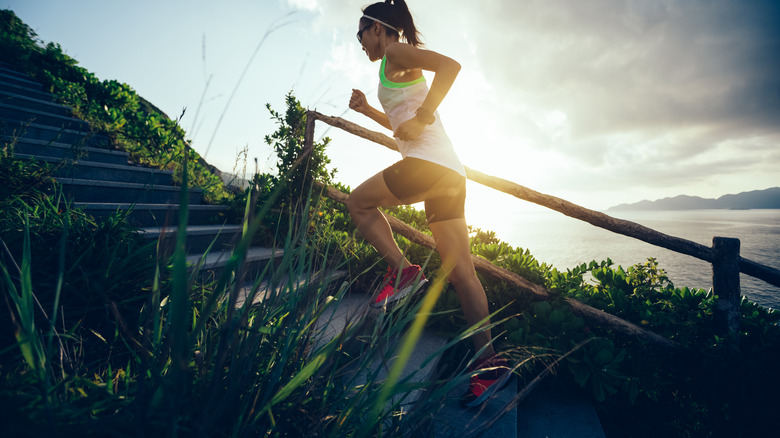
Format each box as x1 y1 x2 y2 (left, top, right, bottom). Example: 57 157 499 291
460 354 512 408
371 264 427 308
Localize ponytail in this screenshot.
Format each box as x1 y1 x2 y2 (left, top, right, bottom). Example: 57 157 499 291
362 0 422 47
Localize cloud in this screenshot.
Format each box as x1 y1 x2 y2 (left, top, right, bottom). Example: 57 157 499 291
470 0 780 137
322 39 377 89
449 0 780 200
306 0 779 205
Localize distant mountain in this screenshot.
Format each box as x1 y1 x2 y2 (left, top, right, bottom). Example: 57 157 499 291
608 187 780 211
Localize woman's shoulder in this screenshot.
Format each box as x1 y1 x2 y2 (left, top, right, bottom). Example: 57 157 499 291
384 41 418 59
384 42 428 72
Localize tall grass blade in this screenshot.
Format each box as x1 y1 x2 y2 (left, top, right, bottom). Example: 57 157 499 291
3 219 48 382
267 338 335 409
168 143 192 397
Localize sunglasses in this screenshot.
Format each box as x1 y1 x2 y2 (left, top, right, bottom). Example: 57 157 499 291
356 22 373 43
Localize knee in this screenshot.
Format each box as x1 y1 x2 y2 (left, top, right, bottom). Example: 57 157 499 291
447 266 480 291
345 194 365 219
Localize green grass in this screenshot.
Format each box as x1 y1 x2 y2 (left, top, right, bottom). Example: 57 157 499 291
0 152 519 437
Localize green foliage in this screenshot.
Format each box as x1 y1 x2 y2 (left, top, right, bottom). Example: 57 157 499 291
465 228 551 317
552 258 720 344
0 149 52 203
0 156 470 438
384 204 430 232
225 93 338 245
0 157 156 358
538 258 780 436
0 10 38 65
264 92 335 213
311 187 385 286
468 227 549 284
566 338 627 402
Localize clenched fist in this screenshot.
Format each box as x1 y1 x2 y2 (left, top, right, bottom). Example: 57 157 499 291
349 89 370 114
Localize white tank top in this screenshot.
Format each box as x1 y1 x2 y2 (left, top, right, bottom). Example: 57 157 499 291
376 56 466 176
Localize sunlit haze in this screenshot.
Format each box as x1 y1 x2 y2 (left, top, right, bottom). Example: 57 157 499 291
6 0 779 227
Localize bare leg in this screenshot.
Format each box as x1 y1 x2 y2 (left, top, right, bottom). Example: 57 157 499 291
429 218 494 359
345 171 411 271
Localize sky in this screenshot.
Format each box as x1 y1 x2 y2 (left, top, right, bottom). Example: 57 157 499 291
5 0 780 228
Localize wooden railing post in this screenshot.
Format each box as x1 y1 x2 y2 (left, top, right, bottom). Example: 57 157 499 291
303 111 317 155
712 237 741 342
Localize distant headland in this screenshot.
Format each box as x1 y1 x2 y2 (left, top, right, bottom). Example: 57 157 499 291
608 187 780 211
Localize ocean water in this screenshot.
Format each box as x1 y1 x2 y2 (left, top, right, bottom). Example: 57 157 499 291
467 208 780 310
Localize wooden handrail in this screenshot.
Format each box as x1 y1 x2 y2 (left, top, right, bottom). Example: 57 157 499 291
739 258 780 289
306 110 780 290
316 182 679 349
464 169 780 289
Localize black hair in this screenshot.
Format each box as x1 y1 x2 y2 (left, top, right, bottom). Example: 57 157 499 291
361 0 422 47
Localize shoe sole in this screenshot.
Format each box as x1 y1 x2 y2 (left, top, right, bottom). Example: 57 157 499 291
461 370 513 408
370 278 428 308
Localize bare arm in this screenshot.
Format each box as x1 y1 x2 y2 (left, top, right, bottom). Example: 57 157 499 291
349 89 393 131
385 43 461 141
387 43 461 115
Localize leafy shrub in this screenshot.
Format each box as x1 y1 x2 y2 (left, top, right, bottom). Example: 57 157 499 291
0 148 52 203
265 93 335 210
540 258 780 436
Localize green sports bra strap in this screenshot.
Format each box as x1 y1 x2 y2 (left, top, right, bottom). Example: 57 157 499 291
380 56 426 89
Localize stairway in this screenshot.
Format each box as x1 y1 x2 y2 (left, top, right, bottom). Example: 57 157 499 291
2 62 606 437
0 61 279 289
313 287 518 437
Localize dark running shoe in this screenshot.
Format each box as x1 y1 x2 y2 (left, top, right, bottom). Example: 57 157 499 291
371 264 427 308
460 354 512 408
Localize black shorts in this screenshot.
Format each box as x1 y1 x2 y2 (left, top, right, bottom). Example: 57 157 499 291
382 157 466 223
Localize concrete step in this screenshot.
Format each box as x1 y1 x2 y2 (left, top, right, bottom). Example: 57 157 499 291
0 90 71 117
0 78 57 101
53 177 201 204
0 71 44 92
313 289 519 437
436 373 606 438
5 137 128 165
139 224 244 254
14 153 172 185
355 329 449 409
434 377 518 438
515 385 606 438
314 292 449 421
188 246 283 284
233 269 348 308
0 64 32 80
1 118 110 148
0 102 89 132
75 202 230 227
313 293 373 348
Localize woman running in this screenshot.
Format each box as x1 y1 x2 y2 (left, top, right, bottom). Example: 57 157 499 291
346 0 510 407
